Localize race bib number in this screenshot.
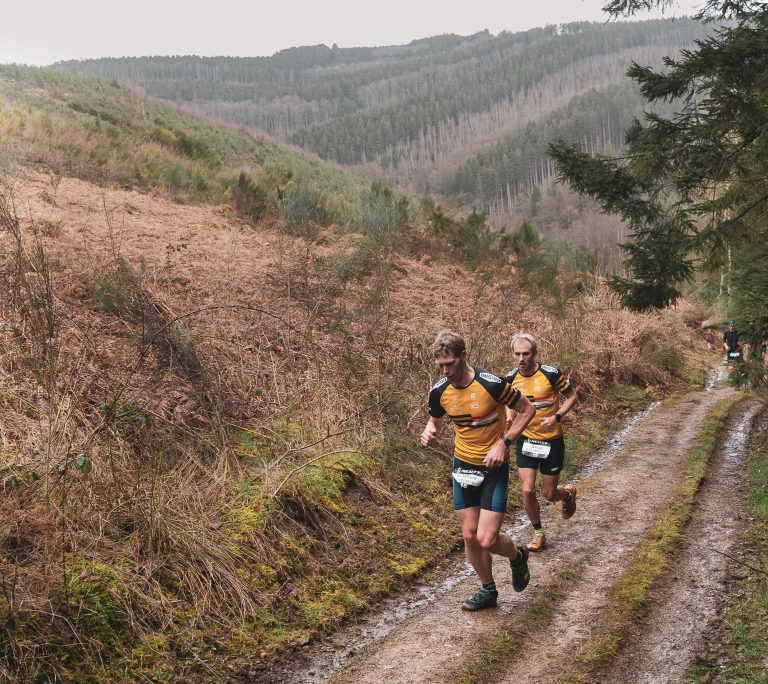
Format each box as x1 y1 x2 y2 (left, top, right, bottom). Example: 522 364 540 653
521 440 551 459
452 468 485 488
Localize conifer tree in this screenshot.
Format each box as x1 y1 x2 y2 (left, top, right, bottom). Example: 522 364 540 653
548 1 768 326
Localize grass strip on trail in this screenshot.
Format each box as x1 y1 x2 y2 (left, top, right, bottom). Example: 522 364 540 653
453 570 576 684
688 406 768 684
559 392 745 684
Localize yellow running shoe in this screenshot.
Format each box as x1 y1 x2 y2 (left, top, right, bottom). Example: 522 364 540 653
527 530 546 551
562 484 577 519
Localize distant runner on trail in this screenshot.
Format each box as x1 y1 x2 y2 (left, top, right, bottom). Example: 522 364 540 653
723 320 741 363
506 332 578 552
420 329 536 611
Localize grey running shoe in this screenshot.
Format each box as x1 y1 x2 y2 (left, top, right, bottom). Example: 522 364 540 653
562 484 577 520
510 545 530 592
527 530 546 552
462 586 498 611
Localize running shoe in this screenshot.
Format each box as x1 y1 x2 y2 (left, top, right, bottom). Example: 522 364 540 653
527 530 546 552
461 586 498 611
562 484 577 519
510 545 530 592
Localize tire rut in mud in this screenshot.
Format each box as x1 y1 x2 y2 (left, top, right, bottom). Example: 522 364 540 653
595 395 761 684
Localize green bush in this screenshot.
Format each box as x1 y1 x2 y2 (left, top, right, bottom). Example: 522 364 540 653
648 345 683 374
356 182 409 247
637 328 685 375
232 172 269 223
279 177 333 240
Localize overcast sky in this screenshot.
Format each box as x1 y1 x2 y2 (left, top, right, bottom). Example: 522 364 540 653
1 0 703 66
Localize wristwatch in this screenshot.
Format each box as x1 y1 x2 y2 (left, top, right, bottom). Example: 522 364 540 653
555 414 562 422
502 437 514 447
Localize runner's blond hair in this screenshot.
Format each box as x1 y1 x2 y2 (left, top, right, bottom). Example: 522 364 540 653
511 332 537 357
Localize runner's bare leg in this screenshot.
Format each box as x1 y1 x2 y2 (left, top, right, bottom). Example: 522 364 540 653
519 467 541 525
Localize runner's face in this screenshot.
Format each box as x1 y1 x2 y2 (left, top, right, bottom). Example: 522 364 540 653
513 340 535 373
435 352 467 384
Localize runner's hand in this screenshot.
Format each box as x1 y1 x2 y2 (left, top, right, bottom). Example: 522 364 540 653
483 440 508 467
420 424 439 447
539 415 557 430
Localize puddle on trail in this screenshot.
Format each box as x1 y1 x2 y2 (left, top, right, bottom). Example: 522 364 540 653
284 368 725 683
721 404 758 463
706 364 726 390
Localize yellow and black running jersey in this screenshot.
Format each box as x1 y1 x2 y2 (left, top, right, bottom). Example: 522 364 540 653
429 367 521 466
506 363 572 441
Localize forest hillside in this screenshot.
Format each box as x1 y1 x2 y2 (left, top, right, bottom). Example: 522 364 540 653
0 64 718 682
57 19 710 232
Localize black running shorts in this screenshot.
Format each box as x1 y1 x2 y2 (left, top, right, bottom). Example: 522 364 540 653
515 436 565 475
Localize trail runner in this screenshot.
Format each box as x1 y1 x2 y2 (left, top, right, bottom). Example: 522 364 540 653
420 330 535 611
506 332 577 552
723 320 741 364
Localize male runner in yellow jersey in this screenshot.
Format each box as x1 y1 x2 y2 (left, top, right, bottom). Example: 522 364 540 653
506 332 577 551
420 330 536 611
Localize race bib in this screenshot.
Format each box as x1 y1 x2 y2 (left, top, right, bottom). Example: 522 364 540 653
452 468 485 488
521 439 551 459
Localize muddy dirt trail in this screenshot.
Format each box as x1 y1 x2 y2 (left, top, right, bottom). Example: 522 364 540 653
599 395 762 684
279 372 754 684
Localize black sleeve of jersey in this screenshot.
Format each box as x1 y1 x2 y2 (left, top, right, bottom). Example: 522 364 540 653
475 368 521 408
539 364 573 394
428 380 448 418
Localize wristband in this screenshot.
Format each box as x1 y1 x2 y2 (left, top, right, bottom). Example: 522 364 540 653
502 437 513 447
555 414 562 422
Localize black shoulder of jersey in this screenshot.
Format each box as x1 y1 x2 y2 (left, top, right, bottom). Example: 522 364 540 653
430 376 449 392
474 367 506 401
506 368 519 382
428 376 450 417
537 363 564 391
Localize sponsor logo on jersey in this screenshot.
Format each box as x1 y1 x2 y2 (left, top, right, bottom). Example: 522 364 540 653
479 372 501 383
432 377 449 390
540 364 559 373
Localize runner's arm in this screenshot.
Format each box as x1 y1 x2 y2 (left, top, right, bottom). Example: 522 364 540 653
485 393 535 466
505 404 517 429
420 416 444 447
504 392 535 442
540 386 577 431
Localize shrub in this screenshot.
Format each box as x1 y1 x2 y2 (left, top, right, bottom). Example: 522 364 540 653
232 171 268 223
87 257 145 320
279 177 333 240
356 182 409 247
